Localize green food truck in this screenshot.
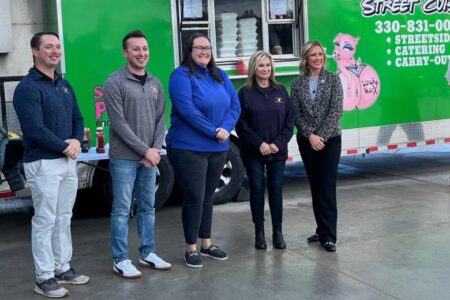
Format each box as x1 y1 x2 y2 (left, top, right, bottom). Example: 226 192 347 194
3 0 450 212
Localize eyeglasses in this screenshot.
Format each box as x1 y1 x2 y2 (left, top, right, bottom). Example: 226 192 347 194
192 46 212 53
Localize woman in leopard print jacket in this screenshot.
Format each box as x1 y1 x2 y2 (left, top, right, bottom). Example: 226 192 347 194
291 41 343 253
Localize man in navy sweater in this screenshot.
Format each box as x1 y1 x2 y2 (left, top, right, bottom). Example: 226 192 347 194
13 32 88 298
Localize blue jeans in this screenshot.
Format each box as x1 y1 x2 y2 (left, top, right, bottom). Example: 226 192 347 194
244 159 286 228
109 159 156 262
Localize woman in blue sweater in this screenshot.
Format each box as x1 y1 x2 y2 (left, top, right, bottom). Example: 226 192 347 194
236 51 294 250
167 33 240 268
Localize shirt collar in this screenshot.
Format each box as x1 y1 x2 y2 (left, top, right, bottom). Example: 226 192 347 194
194 65 210 74
30 66 60 82
124 66 152 82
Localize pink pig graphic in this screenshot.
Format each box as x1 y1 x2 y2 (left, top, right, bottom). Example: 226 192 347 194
333 33 381 111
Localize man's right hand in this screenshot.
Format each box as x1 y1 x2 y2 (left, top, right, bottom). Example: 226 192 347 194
141 148 161 167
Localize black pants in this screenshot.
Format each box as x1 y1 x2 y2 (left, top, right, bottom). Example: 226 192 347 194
168 148 227 245
298 135 341 243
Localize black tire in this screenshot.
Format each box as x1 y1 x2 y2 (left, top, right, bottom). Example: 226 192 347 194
87 157 174 216
213 142 245 205
155 155 174 209
90 160 113 216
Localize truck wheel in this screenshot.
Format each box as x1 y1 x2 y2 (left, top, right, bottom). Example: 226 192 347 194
213 143 245 205
155 155 174 209
90 157 174 216
88 160 113 217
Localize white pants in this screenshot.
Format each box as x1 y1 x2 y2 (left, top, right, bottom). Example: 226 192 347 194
24 157 78 282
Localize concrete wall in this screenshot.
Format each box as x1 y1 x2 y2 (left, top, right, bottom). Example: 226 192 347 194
0 0 13 53
0 0 44 132
0 0 44 77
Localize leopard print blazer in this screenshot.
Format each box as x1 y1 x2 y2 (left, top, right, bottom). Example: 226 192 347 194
290 69 343 141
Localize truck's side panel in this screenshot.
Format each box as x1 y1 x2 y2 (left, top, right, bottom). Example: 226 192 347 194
59 0 175 136
308 1 450 129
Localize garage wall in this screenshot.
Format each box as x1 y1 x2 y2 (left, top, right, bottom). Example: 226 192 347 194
0 0 44 77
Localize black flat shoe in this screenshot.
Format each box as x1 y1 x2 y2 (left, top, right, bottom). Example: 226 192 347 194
307 234 320 243
322 241 336 252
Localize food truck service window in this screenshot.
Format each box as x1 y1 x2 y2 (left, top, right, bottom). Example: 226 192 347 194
174 0 304 70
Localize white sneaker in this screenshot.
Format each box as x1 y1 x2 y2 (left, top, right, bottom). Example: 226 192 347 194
139 252 172 270
113 259 142 279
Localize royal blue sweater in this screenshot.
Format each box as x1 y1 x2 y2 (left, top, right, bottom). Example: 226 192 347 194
13 68 84 162
166 66 240 152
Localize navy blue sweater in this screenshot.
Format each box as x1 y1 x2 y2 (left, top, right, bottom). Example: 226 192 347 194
236 84 294 161
166 66 240 152
13 68 84 162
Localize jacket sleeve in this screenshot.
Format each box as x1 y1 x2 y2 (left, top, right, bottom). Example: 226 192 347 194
168 68 217 139
291 78 315 138
316 74 343 141
272 87 294 149
68 82 84 143
219 70 241 133
235 88 264 149
13 84 68 152
152 80 166 150
104 77 149 157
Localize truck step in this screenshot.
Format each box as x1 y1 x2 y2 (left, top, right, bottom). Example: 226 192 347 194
0 197 32 214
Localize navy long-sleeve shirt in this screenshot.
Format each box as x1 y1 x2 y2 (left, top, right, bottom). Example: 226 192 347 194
13 67 84 162
236 84 294 161
166 66 240 152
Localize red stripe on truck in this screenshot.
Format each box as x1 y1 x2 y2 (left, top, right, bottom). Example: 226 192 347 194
0 191 16 199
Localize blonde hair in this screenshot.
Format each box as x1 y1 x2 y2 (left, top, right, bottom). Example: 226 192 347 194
244 51 278 88
299 41 326 76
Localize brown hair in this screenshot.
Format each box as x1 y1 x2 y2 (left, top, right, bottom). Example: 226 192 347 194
122 30 147 50
181 32 223 83
30 32 59 50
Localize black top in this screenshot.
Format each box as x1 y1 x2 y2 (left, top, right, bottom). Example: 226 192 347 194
236 84 294 161
133 72 147 85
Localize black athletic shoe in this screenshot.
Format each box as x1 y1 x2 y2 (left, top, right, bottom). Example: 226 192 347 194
200 245 228 260
185 251 203 268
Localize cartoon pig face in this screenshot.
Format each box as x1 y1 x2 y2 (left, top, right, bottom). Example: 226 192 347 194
333 33 359 61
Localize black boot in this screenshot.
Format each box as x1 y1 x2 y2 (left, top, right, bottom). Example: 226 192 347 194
254 223 267 250
273 224 286 249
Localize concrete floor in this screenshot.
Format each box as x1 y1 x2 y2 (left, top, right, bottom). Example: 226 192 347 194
2 146 450 300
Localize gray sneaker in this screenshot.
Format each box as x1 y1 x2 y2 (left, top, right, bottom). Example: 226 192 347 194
55 268 90 285
34 278 69 298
